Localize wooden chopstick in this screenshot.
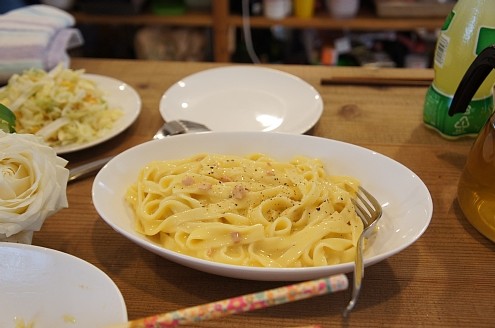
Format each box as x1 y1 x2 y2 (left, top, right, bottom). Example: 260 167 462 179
321 76 432 87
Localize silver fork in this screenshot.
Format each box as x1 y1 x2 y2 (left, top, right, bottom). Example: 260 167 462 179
152 120 211 139
343 186 383 317
68 120 210 182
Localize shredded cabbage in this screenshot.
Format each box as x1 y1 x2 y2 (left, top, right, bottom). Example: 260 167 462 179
0 64 123 147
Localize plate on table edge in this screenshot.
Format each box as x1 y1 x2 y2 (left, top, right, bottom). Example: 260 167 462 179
92 131 433 281
159 66 323 134
53 74 141 154
0 242 127 327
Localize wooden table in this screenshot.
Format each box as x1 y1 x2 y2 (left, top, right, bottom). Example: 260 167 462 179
33 58 494 327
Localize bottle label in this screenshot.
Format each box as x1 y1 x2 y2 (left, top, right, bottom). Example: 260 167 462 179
423 85 494 138
434 34 450 68
435 27 495 69
435 9 454 68
476 26 495 55
441 10 455 31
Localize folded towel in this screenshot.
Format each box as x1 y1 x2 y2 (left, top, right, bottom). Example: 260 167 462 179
0 4 84 84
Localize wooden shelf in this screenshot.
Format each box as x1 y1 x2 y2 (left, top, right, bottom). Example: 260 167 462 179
72 11 213 26
72 0 445 63
229 13 445 31
73 10 444 30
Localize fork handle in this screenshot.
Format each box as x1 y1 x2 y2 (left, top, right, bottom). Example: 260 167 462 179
68 156 114 183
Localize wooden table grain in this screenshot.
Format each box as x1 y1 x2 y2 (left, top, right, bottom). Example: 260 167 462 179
32 58 494 327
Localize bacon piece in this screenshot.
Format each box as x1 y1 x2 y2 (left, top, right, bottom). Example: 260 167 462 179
181 176 194 186
231 231 241 243
232 185 248 200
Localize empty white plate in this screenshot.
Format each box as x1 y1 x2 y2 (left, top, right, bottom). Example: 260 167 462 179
159 66 323 134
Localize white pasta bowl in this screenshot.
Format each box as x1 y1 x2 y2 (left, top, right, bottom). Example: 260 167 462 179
92 131 432 281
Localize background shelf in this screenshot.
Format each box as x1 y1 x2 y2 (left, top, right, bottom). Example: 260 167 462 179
72 0 447 64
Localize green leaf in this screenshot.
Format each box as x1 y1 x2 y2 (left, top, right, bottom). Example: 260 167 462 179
0 103 16 133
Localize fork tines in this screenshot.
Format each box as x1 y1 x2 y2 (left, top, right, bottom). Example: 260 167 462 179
343 186 382 317
352 187 381 225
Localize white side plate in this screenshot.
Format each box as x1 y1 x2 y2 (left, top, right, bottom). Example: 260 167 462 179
0 243 127 327
159 66 323 134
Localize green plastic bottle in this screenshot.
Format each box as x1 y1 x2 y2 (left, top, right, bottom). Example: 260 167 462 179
423 0 495 139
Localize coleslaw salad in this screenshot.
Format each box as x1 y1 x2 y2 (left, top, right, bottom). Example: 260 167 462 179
0 64 123 147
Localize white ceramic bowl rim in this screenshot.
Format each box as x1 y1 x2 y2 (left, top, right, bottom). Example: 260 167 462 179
92 131 433 281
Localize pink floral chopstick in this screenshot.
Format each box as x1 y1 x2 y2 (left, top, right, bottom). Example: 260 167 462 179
113 273 348 328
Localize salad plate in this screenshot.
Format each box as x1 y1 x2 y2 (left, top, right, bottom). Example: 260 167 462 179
54 74 141 154
92 131 433 281
0 242 127 327
159 66 323 134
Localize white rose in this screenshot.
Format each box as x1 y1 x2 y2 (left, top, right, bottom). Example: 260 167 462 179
0 130 69 243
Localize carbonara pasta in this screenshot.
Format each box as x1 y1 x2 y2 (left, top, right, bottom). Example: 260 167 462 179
125 153 363 268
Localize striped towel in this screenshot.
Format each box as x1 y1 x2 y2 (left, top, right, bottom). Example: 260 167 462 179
0 4 84 84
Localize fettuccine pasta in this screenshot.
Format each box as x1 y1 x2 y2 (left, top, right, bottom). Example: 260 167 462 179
125 153 363 268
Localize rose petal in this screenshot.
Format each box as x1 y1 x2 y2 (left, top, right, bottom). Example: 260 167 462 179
0 130 68 237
